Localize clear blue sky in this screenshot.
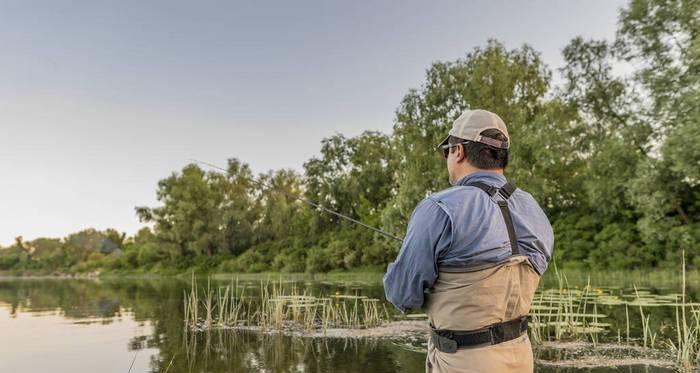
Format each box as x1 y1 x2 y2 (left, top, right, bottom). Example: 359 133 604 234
0 0 626 246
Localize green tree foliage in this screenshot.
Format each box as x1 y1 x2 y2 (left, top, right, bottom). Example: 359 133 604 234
620 0 700 266
389 41 551 221
1 0 698 274
0 229 126 273
299 131 399 269
304 131 396 226
386 40 587 230
135 159 258 259
254 169 303 243
546 0 700 267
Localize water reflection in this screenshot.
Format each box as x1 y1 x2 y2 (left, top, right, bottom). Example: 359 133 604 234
0 276 693 372
0 278 424 373
0 307 158 373
176 329 426 373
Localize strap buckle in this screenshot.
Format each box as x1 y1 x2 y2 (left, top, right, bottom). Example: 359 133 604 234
431 330 458 353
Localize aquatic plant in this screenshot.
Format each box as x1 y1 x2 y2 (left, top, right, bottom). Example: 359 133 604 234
529 251 699 371
184 275 386 332
666 251 700 371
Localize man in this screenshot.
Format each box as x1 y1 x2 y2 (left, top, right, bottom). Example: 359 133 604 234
383 109 554 373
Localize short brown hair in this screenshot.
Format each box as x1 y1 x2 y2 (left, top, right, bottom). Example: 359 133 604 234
449 129 509 169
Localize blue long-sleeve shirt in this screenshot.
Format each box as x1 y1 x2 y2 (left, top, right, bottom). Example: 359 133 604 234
383 171 554 311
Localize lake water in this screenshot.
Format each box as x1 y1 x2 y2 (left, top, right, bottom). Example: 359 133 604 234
0 272 695 373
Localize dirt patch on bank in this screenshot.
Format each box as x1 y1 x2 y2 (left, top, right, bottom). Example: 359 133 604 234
321 320 429 338
212 320 429 339
195 322 681 370
535 341 677 370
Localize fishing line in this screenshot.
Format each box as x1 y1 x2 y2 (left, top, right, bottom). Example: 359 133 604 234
189 159 404 242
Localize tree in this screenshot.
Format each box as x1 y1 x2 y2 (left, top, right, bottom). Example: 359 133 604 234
135 158 258 259
254 169 304 243
618 0 700 266
387 40 554 230
304 131 397 231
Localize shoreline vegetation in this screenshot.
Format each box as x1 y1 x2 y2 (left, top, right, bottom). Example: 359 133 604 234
179 258 699 371
2 267 700 288
2 271 696 372
1 259 698 370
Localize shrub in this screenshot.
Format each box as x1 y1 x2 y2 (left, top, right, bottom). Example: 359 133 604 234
271 249 306 272
0 253 20 270
305 247 331 273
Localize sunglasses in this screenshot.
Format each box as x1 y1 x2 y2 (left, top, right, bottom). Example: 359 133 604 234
438 141 469 159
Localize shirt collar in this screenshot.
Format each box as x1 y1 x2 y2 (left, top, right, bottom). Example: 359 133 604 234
456 171 507 187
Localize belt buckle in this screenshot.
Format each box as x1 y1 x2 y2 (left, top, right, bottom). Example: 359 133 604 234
489 324 503 344
432 330 458 353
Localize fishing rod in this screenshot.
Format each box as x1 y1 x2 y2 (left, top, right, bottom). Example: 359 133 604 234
190 159 404 242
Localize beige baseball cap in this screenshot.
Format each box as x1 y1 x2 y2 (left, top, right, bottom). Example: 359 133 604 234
438 109 510 149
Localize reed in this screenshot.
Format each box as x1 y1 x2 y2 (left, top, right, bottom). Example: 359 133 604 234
161 354 176 373
184 275 386 332
528 291 545 344
127 351 138 373
634 285 653 348
529 250 699 370
666 250 699 371
529 267 610 342
183 263 700 370
625 303 630 343
183 272 199 327
202 278 214 329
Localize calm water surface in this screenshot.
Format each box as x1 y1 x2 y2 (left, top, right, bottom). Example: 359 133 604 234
0 273 693 373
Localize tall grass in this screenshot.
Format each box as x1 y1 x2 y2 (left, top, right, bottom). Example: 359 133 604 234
530 251 699 371
185 256 700 370
184 275 384 332
666 250 700 370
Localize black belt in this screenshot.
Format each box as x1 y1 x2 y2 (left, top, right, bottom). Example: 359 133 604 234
431 317 528 353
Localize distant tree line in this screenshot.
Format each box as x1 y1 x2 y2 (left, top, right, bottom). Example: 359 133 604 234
1 0 698 274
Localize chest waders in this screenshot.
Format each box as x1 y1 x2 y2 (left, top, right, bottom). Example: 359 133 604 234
424 181 540 373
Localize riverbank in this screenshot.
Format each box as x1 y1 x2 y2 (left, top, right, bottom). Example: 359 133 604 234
0 267 385 282
4 268 699 292
187 320 680 371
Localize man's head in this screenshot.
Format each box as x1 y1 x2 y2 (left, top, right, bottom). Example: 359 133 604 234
438 109 510 184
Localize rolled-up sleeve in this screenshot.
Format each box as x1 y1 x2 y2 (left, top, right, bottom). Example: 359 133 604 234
383 198 452 311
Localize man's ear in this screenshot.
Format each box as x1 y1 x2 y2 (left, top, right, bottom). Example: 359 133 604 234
457 144 466 162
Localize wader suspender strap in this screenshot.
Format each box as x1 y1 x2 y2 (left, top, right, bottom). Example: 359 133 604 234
430 180 527 353
465 181 520 256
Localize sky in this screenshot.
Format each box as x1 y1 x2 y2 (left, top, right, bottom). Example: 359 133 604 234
0 0 627 246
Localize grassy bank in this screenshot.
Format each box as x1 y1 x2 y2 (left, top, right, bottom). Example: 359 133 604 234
3 266 700 290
